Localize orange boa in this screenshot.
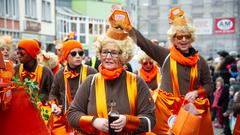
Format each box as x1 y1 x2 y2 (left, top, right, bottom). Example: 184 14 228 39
170 46 198 66
98 64 123 80
140 64 158 83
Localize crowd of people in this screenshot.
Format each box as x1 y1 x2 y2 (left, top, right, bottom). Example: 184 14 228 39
0 7 239 135
208 50 240 135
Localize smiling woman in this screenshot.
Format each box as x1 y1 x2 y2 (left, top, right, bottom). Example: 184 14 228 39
67 26 156 135
94 28 135 65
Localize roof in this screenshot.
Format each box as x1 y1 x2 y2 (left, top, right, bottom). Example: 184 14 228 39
56 7 84 17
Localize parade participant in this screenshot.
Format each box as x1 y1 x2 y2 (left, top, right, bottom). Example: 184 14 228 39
0 35 14 60
136 50 161 90
109 8 213 134
0 35 15 82
67 27 155 134
38 51 62 75
85 55 101 72
54 40 64 66
14 39 53 101
49 40 97 134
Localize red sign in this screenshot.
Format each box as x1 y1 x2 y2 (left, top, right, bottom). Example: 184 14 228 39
215 18 235 34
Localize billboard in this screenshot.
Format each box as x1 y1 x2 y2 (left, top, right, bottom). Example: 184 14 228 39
193 19 213 35
215 18 235 34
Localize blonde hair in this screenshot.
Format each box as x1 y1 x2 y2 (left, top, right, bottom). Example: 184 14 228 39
0 35 13 50
94 35 135 64
136 50 157 64
216 77 224 85
167 25 196 43
38 52 59 70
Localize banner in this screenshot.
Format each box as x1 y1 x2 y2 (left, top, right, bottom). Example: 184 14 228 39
193 19 213 35
215 18 235 34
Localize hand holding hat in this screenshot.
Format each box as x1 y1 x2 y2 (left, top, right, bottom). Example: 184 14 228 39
109 10 133 32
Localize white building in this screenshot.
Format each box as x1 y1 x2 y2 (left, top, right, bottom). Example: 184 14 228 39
122 0 138 27
0 0 56 50
56 7 109 56
0 0 20 42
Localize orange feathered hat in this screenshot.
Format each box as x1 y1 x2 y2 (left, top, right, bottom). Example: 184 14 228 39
18 39 40 59
62 40 83 60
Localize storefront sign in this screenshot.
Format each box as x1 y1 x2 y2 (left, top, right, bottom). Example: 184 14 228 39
24 20 41 32
215 18 235 34
193 18 213 35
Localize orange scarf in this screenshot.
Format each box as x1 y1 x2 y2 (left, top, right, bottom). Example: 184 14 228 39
170 46 198 97
140 64 159 83
170 46 198 66
63 65 88 109
63 68 79 79
98 64 124 80
19 64 43 86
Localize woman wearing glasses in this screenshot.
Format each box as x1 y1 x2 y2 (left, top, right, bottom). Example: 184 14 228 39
49 40 97 135
111 8 213 134
67 27 155 134
136 50 161 91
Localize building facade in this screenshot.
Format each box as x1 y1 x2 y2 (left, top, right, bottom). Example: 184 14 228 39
0 0 56 50
69 0 122 56
56 7 109 56
0 0 20 43
122 0 138 27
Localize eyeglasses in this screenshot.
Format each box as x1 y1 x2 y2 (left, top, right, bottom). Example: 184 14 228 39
70 51 84 57
0 47 10 52
143 61 153 66
17 49 27 56
101 50 121 58
174 34 192 40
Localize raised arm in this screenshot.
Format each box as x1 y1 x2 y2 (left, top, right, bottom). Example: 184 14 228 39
129 28 169 67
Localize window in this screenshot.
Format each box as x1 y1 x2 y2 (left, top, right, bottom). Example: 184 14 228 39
0 0 4 15
71 22 76 32
151 0 157 5
0 0 19 18
63 21 67 33
106 25 109 32
13 0 19 18
99 24 103 34
42 0 51 21
79 36 86 44
80 23 85 33
25 0 37 18
94 24 98 34
5 0 8 15
89 23 93 34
